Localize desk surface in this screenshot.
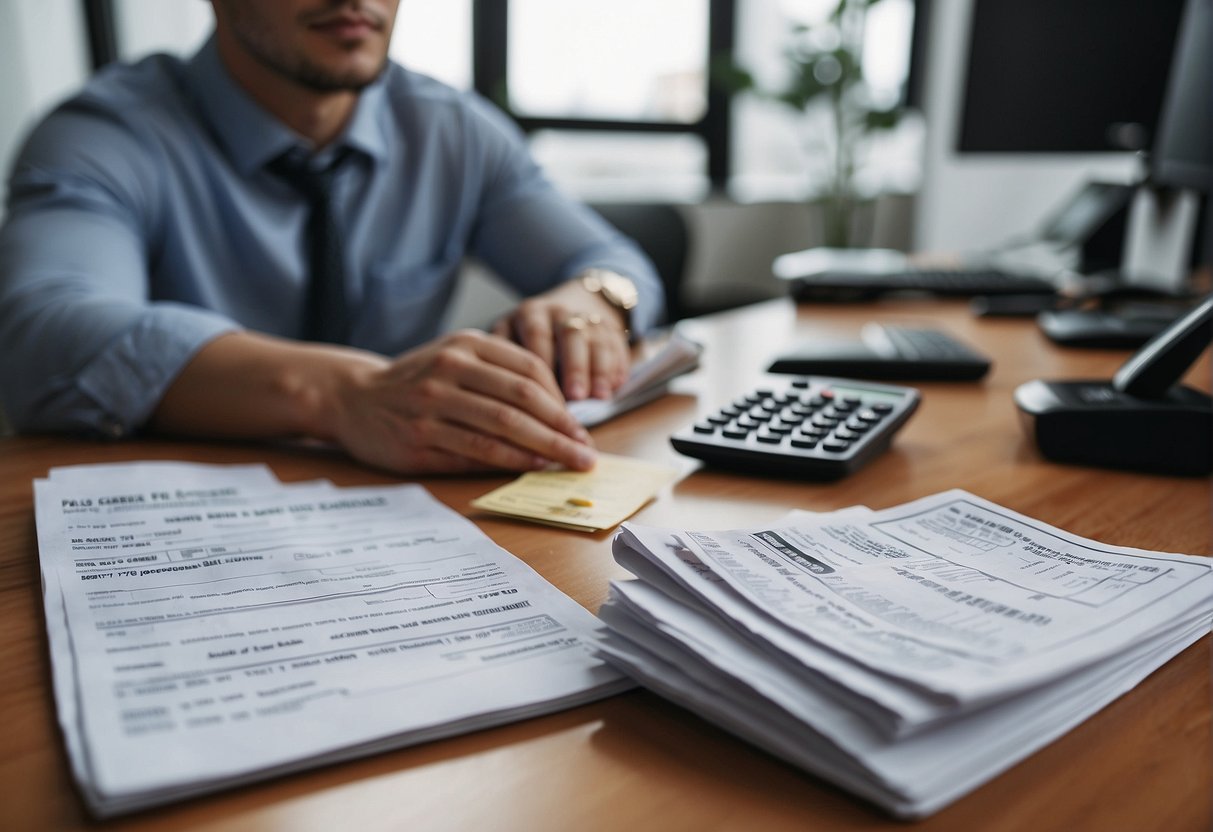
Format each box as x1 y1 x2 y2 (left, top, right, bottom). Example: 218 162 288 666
3 299 1209 831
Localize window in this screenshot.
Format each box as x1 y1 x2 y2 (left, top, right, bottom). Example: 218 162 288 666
90 0 922 202
507 0 708 123
390 1 473 90
730 0 922 201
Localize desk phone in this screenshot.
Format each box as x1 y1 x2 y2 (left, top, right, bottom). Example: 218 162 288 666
671 375 920 479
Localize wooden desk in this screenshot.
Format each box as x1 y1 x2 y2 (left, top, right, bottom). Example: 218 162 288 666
2 299 1209 831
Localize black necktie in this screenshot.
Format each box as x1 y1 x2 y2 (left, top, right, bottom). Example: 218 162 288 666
268 148 352 343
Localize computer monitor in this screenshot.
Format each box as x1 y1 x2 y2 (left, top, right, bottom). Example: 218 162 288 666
957 0 1186 154
1148 0 1212 191
1120 0 1212 286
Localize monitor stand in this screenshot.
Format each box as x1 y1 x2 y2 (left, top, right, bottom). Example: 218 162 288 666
1120 185 1202 294
1034 184 1203 349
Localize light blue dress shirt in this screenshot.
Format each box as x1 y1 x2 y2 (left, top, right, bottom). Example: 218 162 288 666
0 36 663 437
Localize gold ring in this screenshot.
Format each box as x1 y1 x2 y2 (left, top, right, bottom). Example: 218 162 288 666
562 315 588 332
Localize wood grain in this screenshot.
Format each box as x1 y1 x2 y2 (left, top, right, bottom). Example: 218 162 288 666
1 298 1208 831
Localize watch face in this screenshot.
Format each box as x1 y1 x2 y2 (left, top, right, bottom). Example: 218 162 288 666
599 273 638 310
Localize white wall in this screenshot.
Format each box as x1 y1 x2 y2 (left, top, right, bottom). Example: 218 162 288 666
913 0 1143 253
114 0 213 60
0 0 90 214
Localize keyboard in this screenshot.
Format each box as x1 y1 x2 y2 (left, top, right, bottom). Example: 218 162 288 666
790 269 1056 301
767 324 992 381
670 375 920 479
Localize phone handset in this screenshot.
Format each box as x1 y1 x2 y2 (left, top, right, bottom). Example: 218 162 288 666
1113 293 1213 398
1014 293 1213 475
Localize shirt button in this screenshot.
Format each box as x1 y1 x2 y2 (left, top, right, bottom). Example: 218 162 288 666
102 419 125 439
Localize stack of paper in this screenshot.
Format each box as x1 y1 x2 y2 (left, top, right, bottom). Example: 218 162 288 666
35 462 631 817
594 490 1213 819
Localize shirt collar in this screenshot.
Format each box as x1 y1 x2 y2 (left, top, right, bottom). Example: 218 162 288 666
183 35 392 175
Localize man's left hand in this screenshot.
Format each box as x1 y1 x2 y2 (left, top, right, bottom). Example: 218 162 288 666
493 279 631 401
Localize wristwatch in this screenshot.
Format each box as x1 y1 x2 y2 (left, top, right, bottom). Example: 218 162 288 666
579 268 639 334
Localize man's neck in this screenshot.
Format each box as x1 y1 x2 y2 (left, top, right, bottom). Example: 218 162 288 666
215 32 357 149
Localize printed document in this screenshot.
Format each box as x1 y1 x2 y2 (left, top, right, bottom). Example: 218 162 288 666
596 490 1213 818
36 462 630 816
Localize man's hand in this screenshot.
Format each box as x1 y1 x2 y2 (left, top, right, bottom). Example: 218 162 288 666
493 278 631 401
330 330 597 474
150 329 597 475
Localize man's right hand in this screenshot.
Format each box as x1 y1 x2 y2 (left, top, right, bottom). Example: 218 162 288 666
150 329 597 475
329 329 597 474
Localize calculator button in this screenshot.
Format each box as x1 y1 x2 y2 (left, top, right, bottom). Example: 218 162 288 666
670 379 918 479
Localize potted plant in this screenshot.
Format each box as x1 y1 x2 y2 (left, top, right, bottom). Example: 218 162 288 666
715 0 906 248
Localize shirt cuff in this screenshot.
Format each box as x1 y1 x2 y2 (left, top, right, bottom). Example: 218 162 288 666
72 305 240 438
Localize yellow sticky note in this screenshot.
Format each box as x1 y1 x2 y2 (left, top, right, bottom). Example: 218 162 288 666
471 453 680 532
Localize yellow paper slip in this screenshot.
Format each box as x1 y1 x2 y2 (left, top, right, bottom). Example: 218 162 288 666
471 453 681 532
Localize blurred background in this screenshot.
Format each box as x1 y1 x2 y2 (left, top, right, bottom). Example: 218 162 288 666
0 0 1192 325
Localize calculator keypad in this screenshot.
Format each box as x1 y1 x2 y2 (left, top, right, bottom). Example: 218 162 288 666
670 376 920 479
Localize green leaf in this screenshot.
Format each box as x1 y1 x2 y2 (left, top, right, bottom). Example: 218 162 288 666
863 106 904 131
708 54 756 95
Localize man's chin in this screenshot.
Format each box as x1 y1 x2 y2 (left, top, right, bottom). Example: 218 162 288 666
293 57 388 92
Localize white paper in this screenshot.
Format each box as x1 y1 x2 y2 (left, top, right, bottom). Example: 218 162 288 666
569 330 701 427
596 489 1213 818
596 577 1209 818
620 489 1212 706
35 463 630 815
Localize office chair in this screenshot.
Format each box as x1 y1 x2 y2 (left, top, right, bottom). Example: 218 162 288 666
592 203 691 324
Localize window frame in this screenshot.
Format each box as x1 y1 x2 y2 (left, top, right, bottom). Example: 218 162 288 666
86 1 933 193
472 0 735 189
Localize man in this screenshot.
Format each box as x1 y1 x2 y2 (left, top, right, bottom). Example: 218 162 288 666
0 0 664 474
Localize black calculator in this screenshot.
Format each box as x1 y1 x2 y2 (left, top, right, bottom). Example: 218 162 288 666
670 375 920 479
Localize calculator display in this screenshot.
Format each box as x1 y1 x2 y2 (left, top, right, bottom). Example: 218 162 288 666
829 384 905 406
